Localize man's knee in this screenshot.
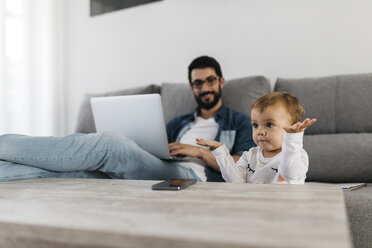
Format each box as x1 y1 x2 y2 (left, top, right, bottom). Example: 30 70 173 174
98 131 137 150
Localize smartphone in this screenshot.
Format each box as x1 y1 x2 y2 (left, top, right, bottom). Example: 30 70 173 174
152 179 196 191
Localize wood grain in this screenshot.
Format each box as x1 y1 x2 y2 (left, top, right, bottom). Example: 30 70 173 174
0 179 352 248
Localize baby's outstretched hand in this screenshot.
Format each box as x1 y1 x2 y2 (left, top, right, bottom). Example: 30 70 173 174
283 118 317 133
196 138 223 150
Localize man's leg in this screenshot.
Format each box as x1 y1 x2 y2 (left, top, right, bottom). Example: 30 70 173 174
0 161 109 182
0 132 199 181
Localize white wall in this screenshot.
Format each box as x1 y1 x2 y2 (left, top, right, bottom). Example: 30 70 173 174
65 0 372 134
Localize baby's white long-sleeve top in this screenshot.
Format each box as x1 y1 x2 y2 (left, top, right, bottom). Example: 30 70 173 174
212 132 308 184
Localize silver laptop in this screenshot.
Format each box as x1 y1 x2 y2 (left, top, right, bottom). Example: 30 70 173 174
91 94 174 160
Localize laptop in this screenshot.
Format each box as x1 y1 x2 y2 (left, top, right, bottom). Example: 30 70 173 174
91 94 175 160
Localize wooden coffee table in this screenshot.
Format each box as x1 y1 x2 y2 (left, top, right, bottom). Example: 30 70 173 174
0 179 352 248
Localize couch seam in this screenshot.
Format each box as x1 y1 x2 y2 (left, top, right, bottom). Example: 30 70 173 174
335 77 340 133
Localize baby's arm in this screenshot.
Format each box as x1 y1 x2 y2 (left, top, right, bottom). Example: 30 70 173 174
278 132 308 184
279 118 316 184
196 138 248 183
212 145 249 183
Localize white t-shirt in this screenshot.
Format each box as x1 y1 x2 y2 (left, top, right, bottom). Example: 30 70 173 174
212 132 308 184
178 116 219 182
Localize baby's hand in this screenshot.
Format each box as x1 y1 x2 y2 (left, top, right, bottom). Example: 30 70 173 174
283 118 317 133
195 138 223 150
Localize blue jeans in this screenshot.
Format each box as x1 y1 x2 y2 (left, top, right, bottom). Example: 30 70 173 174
0 131 200 182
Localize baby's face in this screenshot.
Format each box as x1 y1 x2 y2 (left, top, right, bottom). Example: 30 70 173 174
251 105 292 158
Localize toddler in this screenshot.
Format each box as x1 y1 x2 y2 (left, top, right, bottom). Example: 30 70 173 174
196 91 316 184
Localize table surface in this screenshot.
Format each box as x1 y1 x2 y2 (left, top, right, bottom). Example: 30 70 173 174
0 179 352 248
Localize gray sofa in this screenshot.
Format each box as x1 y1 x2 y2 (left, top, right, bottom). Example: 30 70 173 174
76 73 372 248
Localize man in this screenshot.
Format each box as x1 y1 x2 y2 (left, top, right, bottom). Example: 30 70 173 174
166 56 255 181
0 56 254 182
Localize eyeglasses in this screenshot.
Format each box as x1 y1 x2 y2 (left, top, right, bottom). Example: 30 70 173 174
191 76 220 89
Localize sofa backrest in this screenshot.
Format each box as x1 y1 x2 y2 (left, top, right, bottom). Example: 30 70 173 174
275 73 372 135
161 76 271 123
76 76 271 133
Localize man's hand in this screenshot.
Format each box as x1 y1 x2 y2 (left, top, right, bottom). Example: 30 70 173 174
283 118 317 133
195 138 223 150
168 142 202 158
169 141 239 172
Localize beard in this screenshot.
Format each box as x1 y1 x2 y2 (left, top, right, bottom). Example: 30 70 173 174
194 85 222 110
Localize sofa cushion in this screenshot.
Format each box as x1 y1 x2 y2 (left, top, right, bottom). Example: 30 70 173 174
343 185 372 248
275 73 372 135
160 83 197 124
304 133 372 183
161 76 271 123
75 84 161 133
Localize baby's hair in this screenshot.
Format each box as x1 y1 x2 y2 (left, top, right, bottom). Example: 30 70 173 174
252 91 305 124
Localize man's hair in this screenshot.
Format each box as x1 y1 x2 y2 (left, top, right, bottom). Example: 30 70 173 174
252 91 305 124
188 56 223 83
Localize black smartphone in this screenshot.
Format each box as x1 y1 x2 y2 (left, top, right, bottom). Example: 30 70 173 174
152 179 196 191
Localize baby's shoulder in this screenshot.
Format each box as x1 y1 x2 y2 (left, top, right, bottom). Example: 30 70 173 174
241 146 259 160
